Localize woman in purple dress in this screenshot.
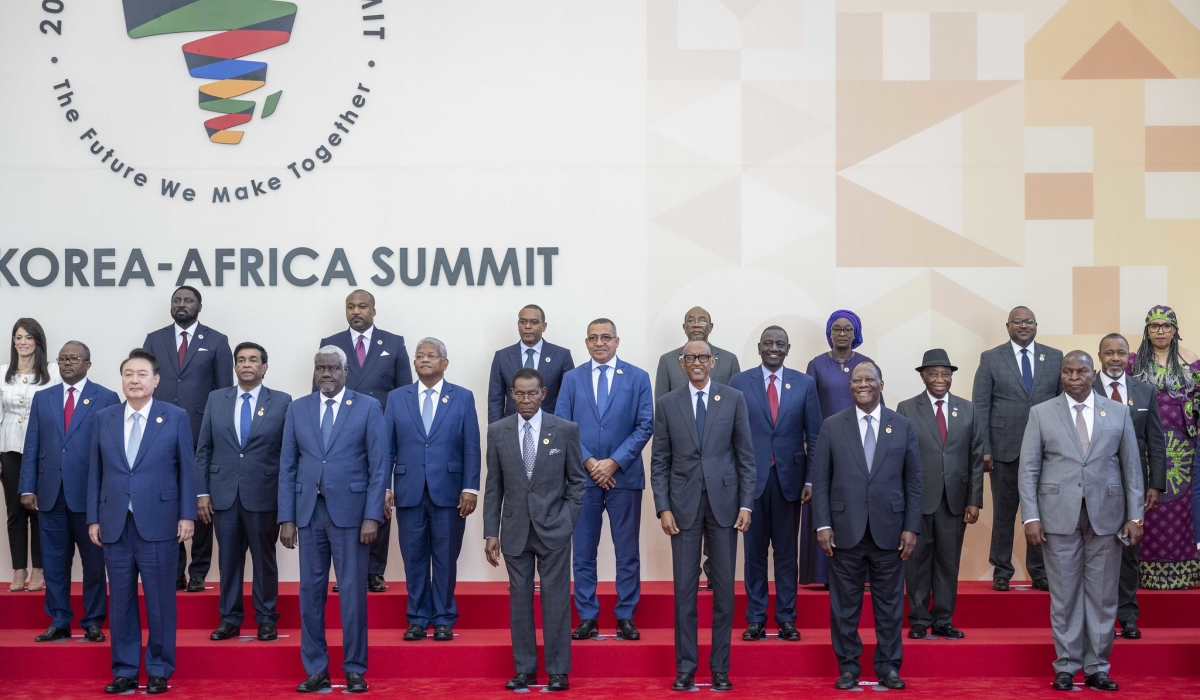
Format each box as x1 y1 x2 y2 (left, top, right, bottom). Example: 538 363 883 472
799 310 876 586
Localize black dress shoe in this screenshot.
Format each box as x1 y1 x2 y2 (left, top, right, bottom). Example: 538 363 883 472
345 672 368 693
547 674 569 691
257 623 278 641
403 624 427 641
1032 578 1050 592
210 622 239 640
104 677 137 694
1051 672 1075 691
671 672 695 691
175 578 186 591
616 618 640 640
932 622 965 639
84 625 106 642
1120 621 1142 639
879 673 905 690
433 624 453 641
777 621 801 641
331 582 339 592
992 578 1010 591
743 622 767 641
297 673 331 693
367 574 387 592
146 676 168 694
1085 672 1118 691
908 624 927 639
35 626 71 642
711 672 733 691
186 576 206 592
834 672 858 690
505 673 536 690
572 619 599 640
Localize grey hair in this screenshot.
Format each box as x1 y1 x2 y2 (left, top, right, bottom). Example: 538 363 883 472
315 344 348 367
416 337 448 359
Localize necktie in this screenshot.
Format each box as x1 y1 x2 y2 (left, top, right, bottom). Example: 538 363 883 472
355 334 366 367
1020 348 1034 395
1074 404 1090 455
863 415 876 472
596 366 609 417
522 421 535 480
935 399 947 444
240 393 252 447
64 387 75 431
178 331 189 370
767 375 779 425
126 413 142 467
1110 382 1123 403
524 348 535 369
695 391 706 450
422 388 435 435
321 398 335 450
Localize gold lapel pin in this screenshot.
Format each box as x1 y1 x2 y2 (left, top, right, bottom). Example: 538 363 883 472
616 368 623 375
442 396 449 403
543 438 550 445
83 398 90 405
714 395 722 402
952 411 958 418
257 409 265 416
785 383 791 389
885 425 892 434
1128 400 1134 406
1100 411 1106 417
156 416 163 424
377 339 382 345
345 400 353 405
21 377 27 383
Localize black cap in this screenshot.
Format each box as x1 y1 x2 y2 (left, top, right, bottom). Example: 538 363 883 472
915 349 958 373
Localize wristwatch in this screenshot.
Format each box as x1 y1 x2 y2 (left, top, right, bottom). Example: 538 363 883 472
1131 519 1144 527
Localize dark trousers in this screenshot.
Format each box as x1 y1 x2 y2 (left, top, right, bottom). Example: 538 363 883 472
989 458 1045 581
671 490 738 674
396 488 466 628
905 493 966 627
744 467 801 624
504 526 573 675
799 503 828 585
213 493 280 627
299 497 370 675
176 517 212 582
1117 540 1141 624
105 515 179 680
2 451 40 569
572 486 642 621
828 534 905 679
41 491 107 629
368 517 391 576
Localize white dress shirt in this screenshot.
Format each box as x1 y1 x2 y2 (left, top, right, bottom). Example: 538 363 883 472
351 326 374 353
320 387 346 422
761 364 784 391
64 377 88 406
1011 340 1036 379
591 358 618 396
175 321 199 350
519 338 544 368
928 391 950 421
233 384 263 444
1102 372 1129 402
0 363 61 453
517 408 543 453
124 399 154 511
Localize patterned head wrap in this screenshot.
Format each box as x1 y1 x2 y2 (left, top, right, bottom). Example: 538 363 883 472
826 310 863 350
1145 305 1182 341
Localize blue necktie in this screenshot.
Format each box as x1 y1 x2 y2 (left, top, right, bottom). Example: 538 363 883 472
695 390 706 451
126 413 142 469
863 415 876 472
596 365 609 417
321 398 335 450
1021 348 1034 395
240 393 252 448
422 388 435 435
524 348 536 369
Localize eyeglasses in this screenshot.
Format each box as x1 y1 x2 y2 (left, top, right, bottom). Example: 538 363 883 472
414 353 443 361
830 326 855 336
1008 319 1037 326
512 390 543 400
586 334 615 344
56 356 86 365
517 319 542 327
684 318 710 327
1148 323 1176 334
681 354 714 364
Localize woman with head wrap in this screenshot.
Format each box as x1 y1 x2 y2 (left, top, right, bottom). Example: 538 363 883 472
799 310 877 587
1130 306 1200 589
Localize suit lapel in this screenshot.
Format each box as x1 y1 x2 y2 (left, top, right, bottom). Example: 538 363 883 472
531 414 555 483
747 368 773 429
358 330 384 380
1000 343 1026 390
947 396 968 447
503 418 526 482
324 391 355 454
603 361 625 418
179 324 206 375
870 408 896 475
310 393 325 451
1029 343 1053 395
110 409 132 471
1054 395 1087 460
132 403 169 470
427 384 453 439
585 362 601 421
674 389 702 453
911 393 940 446
406 385 427 438
245 387 272 444
843 411 870 479
701 385 727 453
775 369 795 430
1086 394 1107 460
53 385 68 440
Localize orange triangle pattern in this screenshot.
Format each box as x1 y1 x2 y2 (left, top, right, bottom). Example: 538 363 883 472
1063 22 1175 80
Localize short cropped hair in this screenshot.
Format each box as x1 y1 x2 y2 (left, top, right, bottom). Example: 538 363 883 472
121 348 160 375
235 342 268 364
512 368 544 388
315 345 348 367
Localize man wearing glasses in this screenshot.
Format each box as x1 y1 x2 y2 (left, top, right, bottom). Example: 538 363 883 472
972 307 1063 591
487 304 575 424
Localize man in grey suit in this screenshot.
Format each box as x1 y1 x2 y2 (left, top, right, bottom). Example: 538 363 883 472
651 340 755 692
972 306 1063 591
896 350 983 640
1019 350 1143 692
483 368 586 692
1094 333 1165 640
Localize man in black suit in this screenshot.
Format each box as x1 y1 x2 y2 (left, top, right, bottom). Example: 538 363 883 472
895 350 983 640
142 285 233 592
487 304 575 424
317 289 412 592
195 342 292 643
972 306 1063 591
810 362 921 691
483 369 586 692
1095 333 1166 639
650 340 755 692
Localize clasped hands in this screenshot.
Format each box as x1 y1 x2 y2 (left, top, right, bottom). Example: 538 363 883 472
585 457 620 489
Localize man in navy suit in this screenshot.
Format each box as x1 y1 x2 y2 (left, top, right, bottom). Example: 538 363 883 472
88 349 198 695
555 318 653 641
20 341 120 643
279 346 389 694
142 285 233 592
810 362 922 691
384 337 481 642
195 342 292 643
317 289 411 592
487 304 575 424
728 326 823 642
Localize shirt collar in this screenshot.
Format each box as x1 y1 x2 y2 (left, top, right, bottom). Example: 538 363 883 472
518 408 543 433
175 321 199 338
65 377 88 395
321 387 347 405
761 364 785 382
237 384 263 401
927 391 949 407
592 357 618 372
855 403 882 424
1011 339 1034 356
125 399 153 421
418 378 445 396
521 338 544 355
1067 392 1094 411
689 380 712 400
351 326 374 344
1102 372 1127 390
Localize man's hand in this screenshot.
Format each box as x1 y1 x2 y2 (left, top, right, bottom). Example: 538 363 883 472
587 458 618 489
280 522 298 549
359 519 379 545
800 485 812 505
20 494 37 511
197 496 214 524
1024 520 1046 547
1124 520 1143 548
983 454 994 473
659 510 679 536
88 523 102 547
817 528 835 556
384 490 394 520
963 505 980 525
484 536 501 568
458 492 478 518
178 519 194 544
1146 488 1162 512
734 510 751 533
898 531 917 560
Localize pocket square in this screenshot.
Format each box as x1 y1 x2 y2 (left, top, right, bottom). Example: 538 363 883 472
549 448 562 456
381 350 390 357
198 347 209 352
1137 408 1148 411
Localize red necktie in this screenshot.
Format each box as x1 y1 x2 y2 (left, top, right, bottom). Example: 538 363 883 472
178 331 188 370
767 375 779 466
64 387 75 431
355 334 367 367
1110 382 1122 403
935 399 948 444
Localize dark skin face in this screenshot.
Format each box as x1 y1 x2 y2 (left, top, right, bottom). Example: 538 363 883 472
414 342 448 387
1148 319 1176 352
1007 306 1037 347
1098 337 1129 380
56 343 90 384
679 339 715 389
518 307 547 346
1061 352 1095 403
345 290 376 333
585 322 619 365
758 329 789 372
683 306 712 342
920 366 953 400
850 363 883 413
171 289 201 327
235 348 268 391
511 376 547 420
314 354 348 398
829 317 856 354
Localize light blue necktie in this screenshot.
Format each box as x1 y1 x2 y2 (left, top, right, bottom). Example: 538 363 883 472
240 393 252 448
1021 348 1034 395
524 348 536 369
863 415 876 473
321 399 335 450
126 413 142 468
422 388 435 435
596 365 609 417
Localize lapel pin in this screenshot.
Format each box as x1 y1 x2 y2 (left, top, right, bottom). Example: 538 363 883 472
885 425 892 434
1100 411 1106 417
258 409 265 416
952 411 958 418
842 366 849 373
616 368 623 375
21 377 27 383
345 399 353 405
156 416 163 424
545 357 551 363
18 397 23 403
714 394 721 402
442 396 449 403
1039 354 1045 362
83 398 90 405
1128 399 1134 406
377 339 382 345
198 334 204 340
543 438 550 445
785 383 791 389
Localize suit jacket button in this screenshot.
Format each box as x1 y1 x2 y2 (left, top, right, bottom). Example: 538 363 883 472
239 454 244 458
63 448 67 452
1078 483 1083 487
323 460 327 464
